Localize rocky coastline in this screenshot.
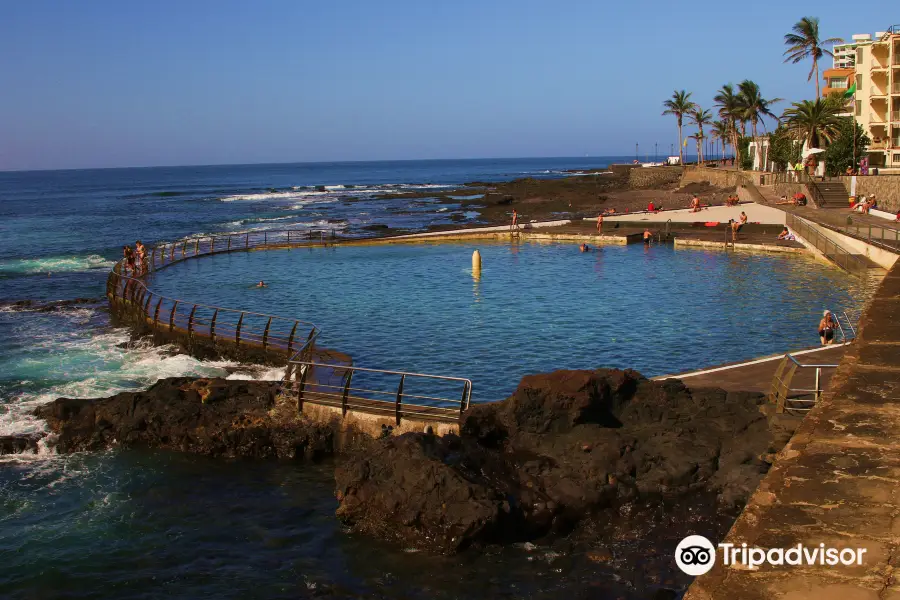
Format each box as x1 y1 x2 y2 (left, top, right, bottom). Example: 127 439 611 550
6 367 800 563
347 169 735 236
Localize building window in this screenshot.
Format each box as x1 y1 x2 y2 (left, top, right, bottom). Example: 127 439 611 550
828 77 848 89
894 154 900 164
856 102 862 116
857 47 864 62
856 74 863 88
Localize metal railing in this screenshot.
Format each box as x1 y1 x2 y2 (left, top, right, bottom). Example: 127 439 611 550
839 217 900 252
891 111 900 122
136 228 339 276
786 213 870 278
107 228 473 425
108 268 320 358
769 353 840 413
286 361 472 425
106 229 340 358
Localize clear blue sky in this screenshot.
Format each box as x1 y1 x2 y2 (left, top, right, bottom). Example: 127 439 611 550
0 1 882 170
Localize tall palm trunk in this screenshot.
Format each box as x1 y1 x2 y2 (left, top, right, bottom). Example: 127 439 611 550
677 116 684 165
730 121 741 168
813 55 820 99
698 124 705 163
752 121 762 170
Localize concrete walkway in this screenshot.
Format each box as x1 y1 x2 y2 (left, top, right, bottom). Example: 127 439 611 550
588 202 787 225
656 344 849 394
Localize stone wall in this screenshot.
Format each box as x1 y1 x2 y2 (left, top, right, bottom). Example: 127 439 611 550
608 163 640 178
839 175 900 213
686 260 900 599
680 166 745 188
628 166 683 189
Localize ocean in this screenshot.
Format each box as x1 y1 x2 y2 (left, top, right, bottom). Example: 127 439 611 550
5 156 695 600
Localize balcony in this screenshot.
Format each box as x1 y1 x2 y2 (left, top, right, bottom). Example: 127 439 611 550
871 112 888 123
872 86 888 97
871 140 889 150
893 111 900 122
894 82 900 94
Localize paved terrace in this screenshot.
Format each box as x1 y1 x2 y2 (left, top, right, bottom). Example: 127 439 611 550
656 344 850 394
686 238 900 599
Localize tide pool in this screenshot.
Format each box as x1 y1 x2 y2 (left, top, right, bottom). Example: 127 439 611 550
147 241 866 401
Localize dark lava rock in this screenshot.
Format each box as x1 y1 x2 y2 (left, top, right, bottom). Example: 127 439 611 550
0 435 42 455
334 369 800 553
35 377 336 459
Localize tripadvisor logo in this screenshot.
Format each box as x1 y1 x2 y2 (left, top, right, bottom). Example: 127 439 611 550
675 535 717 576
675 535 868 575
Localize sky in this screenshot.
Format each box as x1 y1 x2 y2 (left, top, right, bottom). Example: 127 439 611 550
0 1 885 171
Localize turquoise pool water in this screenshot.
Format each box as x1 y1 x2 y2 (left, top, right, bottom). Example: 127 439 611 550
148 241 865 401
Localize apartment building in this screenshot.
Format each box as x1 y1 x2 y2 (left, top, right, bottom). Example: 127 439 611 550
846 26 900 172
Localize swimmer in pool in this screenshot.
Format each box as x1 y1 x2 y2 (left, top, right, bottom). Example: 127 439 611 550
580 243 591 252
256 281 267 288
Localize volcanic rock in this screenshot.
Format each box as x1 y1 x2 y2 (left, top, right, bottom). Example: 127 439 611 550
0 434 42 455
35 377 336 459
334 369 800 553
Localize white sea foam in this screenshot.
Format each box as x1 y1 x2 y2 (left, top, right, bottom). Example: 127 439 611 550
226 366 285 381
0 328 245 442
0 254 115 275
220 191 331 202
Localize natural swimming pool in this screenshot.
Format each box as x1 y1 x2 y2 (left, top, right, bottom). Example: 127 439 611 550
148 241 866 401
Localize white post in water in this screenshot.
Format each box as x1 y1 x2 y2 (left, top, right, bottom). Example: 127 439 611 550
472 249 482 276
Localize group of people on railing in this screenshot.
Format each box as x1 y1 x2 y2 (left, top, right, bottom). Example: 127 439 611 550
121 240 147 275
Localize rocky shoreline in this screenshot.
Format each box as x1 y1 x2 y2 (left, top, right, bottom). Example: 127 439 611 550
351 169 735 236
5 367 800 563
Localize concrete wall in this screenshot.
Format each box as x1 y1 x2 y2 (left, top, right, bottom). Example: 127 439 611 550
686 260 900 599
840 175 900 213
628 166 683 189
804 219 899 270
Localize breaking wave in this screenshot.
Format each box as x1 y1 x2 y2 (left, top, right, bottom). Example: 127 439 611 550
0 254 115 275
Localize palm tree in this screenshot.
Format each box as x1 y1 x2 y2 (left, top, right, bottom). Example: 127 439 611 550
662 90 696 165
784 17 844 99
781 98 844 150
738 80 782 170
714 84 742 166
688 107 713 163
711 120 730 160
688 134 705 166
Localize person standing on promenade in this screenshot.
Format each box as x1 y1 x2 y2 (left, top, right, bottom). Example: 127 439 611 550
510 209 518 232
135 240 146 274
690 196 701 212
123 245 135 274
597 213 604 232
818 310 836 345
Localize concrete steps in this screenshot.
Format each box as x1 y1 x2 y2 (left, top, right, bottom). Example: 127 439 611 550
814 181 848 208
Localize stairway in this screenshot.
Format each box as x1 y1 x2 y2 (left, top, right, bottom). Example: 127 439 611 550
812 180 848 208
